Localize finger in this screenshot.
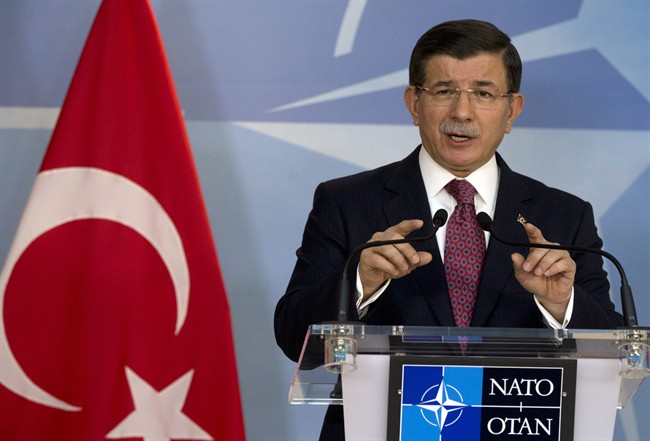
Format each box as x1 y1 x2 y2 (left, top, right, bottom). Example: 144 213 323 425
360 247 430 284
523 222 546 244
512 252 575 304
368 251 406 277
383 242 433 270
519 223 565 274
536 252 575 278
368 219 424 242
511 252 525 269
511 252 529 279
513 249 556 281
391 241 424 265
520 246 551 273
367 219 426 265
389 219 426 237
523 246 572 276
534 249 570 276
415 251 433 268
511 252 540 291
377 249 433 276
381 243 417 271
362 243 416 274
358 253 401 290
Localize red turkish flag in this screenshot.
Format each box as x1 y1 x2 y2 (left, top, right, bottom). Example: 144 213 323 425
0 1 246 439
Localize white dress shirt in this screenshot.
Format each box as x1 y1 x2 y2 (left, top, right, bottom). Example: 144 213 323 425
356 149 573 328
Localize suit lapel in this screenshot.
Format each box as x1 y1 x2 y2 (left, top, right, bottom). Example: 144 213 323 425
377 151 542 327
382 147 455 326
471 154 538 326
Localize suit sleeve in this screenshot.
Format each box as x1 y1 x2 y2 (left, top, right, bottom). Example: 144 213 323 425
274 182 356 362
566 202 624 328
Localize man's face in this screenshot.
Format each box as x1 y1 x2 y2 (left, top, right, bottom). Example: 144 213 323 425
404 53 524 177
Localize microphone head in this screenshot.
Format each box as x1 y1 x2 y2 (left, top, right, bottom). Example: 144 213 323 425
476 212 494 231
433 208 448 227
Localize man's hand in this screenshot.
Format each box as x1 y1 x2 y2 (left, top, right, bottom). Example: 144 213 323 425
359 219 433 302
511 222 575 322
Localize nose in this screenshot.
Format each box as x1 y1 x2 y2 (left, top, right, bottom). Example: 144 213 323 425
448 90 474 121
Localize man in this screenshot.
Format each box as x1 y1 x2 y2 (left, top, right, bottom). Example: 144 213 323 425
274 19 622 440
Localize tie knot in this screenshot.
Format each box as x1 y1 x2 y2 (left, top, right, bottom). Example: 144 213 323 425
445 179 476 205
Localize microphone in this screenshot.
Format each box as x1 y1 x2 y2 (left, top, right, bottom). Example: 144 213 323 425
336 208 448 322
476 212 638 328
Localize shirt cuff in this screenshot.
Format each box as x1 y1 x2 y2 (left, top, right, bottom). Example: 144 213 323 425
355 266 390 319
356 264 575 328
534 287 575 329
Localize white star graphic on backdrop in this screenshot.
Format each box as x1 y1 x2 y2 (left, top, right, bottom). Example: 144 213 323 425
417 380 467 429
234 2 649 220
106 367 212 441
270 1 648 111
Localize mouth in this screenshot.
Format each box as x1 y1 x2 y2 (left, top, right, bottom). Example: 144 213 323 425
440 122 481 143
449 133 472 142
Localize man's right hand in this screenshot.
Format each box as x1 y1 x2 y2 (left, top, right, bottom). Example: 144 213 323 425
358 219 433 302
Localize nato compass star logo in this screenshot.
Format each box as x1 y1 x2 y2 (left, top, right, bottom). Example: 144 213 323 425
417 379 468 431
400 365 482 441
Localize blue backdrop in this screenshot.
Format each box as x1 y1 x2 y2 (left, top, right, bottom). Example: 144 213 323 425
1 1 648 440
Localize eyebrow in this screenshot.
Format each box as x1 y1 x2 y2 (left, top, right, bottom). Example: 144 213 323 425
473 80 498 89
428 80 499 89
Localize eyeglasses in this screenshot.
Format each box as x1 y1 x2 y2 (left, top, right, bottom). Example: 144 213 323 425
415 86 512 110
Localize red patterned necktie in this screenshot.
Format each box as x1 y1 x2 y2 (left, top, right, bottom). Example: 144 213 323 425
444 179 486 327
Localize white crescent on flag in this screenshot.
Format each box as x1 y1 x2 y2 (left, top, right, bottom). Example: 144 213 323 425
0 166 190 411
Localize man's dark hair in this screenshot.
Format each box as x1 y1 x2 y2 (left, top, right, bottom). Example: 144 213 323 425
409 19 522 93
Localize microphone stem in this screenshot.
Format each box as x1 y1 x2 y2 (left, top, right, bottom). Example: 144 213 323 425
486 225 637 328
336 212 447 322
336 233 435 323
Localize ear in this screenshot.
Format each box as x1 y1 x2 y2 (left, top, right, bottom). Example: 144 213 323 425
404 86 420 126
504 93 524 134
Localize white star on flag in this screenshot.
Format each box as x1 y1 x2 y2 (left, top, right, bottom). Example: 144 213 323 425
106 367 212 441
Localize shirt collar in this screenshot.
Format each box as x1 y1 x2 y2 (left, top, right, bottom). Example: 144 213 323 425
418 146 499 212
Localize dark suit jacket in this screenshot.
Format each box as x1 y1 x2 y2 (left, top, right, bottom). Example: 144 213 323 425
274 147 622 439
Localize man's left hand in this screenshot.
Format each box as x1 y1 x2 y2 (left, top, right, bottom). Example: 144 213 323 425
511 222 575 322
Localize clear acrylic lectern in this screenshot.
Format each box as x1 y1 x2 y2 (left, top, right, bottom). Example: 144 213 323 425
289 325 649 441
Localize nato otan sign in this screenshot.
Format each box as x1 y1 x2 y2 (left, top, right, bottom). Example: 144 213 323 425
387 357 576 441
